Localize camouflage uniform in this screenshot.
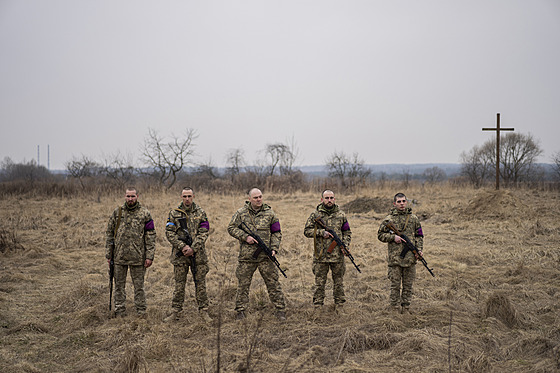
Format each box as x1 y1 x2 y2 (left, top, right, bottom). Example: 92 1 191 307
377 207 424 308
227 202 286 312
304 204 352 306
165 202 210 312
105 202 156 315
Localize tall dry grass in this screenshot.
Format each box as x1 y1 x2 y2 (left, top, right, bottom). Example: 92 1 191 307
1 185 559 372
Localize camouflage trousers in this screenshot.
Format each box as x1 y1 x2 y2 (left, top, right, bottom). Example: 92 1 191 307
171 262 209 312
312 261 346 306
114 264 146 314
235 260 286 312
388 264 416 307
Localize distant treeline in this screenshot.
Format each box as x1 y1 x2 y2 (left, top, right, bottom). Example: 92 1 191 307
1 159 559 198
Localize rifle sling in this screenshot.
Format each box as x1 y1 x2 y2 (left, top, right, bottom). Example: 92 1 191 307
114 207 122 238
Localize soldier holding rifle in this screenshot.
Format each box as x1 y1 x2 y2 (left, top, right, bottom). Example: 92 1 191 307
304 190 352 312
377 192 425 314
227 188 287 321
164 187 211 323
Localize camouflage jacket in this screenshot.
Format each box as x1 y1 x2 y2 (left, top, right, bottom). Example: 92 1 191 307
105 202 156 266
165 202 210 266
377 207 424 267
227 202 281 262
304 203 351 262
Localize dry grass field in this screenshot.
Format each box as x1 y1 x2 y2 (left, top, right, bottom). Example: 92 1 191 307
1 185 559 372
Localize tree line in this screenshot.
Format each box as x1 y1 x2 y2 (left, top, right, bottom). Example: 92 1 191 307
2 128 560 194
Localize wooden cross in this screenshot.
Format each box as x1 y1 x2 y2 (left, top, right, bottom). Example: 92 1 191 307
482 113 514 190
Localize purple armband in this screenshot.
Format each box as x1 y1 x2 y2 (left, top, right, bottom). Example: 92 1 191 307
341 221 350 231
145 219 155 231
416 227 424 237
270 221 281 233
200 221 210 230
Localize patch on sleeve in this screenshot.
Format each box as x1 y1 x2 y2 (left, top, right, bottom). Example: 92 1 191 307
270 221 281 233
416 227 424 237
145 219 155 231
341 221 350 231
199 221 210 230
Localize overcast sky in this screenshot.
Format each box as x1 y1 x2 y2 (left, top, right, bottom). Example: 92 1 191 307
1 0 559 170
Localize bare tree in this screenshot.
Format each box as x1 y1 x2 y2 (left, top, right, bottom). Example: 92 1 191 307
65 155 103 189
225 148 245 180
141 128 197 189
278 136 300 176
401 167 411 189
262 143 289 177
423 166 447 183
193 157 219 179
460 144 494 188
101 151 137 188
551 151 560 180
260 139 300 177
325 151 370 188
499 132 543 186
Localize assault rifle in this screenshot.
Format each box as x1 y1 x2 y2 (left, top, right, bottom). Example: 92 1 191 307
384 221 435 277
314 217 361 273
175 217 197 281
239 221 287 278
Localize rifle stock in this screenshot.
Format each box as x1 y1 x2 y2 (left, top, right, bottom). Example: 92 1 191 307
314 217 361 273
384 221 435 277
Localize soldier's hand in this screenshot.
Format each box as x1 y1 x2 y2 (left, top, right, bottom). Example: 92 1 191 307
182 245 194 256
323 231 333 239
145 259 153 268
246 236 257 244
394 235 404 244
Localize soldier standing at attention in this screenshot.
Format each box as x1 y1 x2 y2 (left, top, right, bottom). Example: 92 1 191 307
164 187 211 323
227 188 286 321
304 190 352 313
377 192 424 314
105 187 156 318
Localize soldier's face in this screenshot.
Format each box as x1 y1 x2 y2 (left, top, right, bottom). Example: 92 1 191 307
394 197 407 211
125 190 138 206
182 189 194 206
249 190 263 209
321 192 335 208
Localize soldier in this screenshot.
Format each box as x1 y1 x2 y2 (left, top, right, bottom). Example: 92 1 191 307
304 190 352 312
227 188 286 321
105 187 156 317
164 187 211 323
377 192 424 314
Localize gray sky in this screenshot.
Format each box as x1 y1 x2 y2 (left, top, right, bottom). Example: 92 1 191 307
1 0 559 170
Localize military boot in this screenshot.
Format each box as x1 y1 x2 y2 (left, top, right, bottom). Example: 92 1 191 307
164 310 181 323
199 309 212 323
275 310 287 321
